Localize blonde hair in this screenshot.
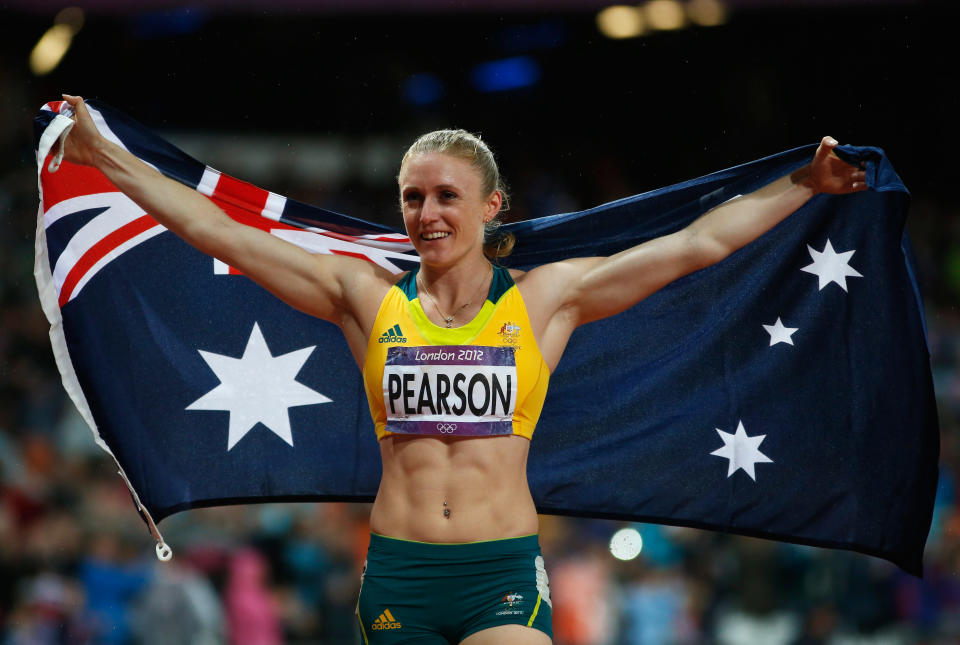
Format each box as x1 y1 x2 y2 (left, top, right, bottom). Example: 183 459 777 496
400 129 515 260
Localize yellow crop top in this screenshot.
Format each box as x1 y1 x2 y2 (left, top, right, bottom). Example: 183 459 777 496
362 265 550 441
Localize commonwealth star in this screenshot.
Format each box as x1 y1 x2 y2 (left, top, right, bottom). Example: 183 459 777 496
800 239 863 291
187 323 331 450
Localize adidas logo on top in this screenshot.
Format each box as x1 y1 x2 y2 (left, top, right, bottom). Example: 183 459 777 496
371 608 402 630
379 324 407 344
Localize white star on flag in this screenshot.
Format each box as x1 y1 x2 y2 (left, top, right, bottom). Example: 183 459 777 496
800 239 863 291
187 322 331 451
710 420 773 481
763 317 798 346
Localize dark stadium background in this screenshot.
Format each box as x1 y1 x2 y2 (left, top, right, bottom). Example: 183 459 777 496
2 1 959 643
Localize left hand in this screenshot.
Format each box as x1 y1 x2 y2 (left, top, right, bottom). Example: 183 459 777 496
805 136 868 194
54 94 104 168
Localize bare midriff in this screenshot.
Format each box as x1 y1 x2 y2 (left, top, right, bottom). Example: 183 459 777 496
370 433 539 542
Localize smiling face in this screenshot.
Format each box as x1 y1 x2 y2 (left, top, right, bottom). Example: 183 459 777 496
399 151 502 269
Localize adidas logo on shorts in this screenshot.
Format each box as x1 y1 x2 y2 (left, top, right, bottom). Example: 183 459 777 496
379 324 407 343
371 608 402 630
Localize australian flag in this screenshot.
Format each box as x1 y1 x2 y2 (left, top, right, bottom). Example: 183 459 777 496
34 100 938 575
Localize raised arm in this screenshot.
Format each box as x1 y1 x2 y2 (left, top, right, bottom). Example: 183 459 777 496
56 95 390 328
522 137 866 365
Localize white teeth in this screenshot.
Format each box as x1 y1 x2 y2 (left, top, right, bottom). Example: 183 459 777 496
423 232 450 240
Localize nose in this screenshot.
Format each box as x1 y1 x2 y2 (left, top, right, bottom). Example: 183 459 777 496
419 195 441 225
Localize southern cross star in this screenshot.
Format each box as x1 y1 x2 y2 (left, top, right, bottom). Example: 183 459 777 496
763 317 798 346
187 322 331 450
800 239 863 291
710 420 773 481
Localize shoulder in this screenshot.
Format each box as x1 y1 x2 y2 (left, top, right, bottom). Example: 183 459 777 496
510 259 599 321
339 263 404 322
336 265 406 356
340 260 404 293
511 258 600 298
509 260 604 368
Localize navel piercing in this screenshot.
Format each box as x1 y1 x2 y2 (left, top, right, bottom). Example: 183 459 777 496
443 500 450 518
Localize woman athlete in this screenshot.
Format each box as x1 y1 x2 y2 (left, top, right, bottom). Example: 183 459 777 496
57 94 866 644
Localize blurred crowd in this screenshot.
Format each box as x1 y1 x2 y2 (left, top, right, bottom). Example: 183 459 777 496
4 121 960 645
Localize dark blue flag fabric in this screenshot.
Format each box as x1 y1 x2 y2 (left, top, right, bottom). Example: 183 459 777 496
34 100 938 575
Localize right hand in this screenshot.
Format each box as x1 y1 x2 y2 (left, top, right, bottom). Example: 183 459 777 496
54 94 104 167
806 136 868 195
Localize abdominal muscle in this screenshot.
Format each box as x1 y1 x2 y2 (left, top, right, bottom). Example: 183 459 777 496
370 433 539 543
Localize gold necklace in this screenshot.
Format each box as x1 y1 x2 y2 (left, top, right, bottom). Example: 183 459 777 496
418 265 492 328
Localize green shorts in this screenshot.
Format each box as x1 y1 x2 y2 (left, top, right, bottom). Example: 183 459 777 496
356 532 553 644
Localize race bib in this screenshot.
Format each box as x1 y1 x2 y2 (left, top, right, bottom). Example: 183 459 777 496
382 345 517 436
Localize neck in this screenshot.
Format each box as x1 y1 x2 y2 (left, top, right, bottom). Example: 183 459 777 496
418 255 492 302
418 256 493 324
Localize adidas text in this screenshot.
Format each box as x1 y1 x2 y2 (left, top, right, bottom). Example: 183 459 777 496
379 324 407 343
372 609 402 630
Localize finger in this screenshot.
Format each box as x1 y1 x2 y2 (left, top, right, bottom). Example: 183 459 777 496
61 94 88 115
814 135 839 164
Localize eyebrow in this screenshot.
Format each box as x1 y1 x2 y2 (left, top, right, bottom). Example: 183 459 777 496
402 182 458 188
401 183 460 193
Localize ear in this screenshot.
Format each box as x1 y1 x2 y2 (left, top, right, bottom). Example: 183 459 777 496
483 190 503 223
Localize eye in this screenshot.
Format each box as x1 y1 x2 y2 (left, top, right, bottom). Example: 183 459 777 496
403 191 422 203
440 190 458 200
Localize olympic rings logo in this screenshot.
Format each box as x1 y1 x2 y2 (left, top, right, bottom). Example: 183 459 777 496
436 423 458 434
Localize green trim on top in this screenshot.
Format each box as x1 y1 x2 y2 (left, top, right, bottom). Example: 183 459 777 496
396 264 515 305
488 264 514 303
397 264 517 345
396 270 418 300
